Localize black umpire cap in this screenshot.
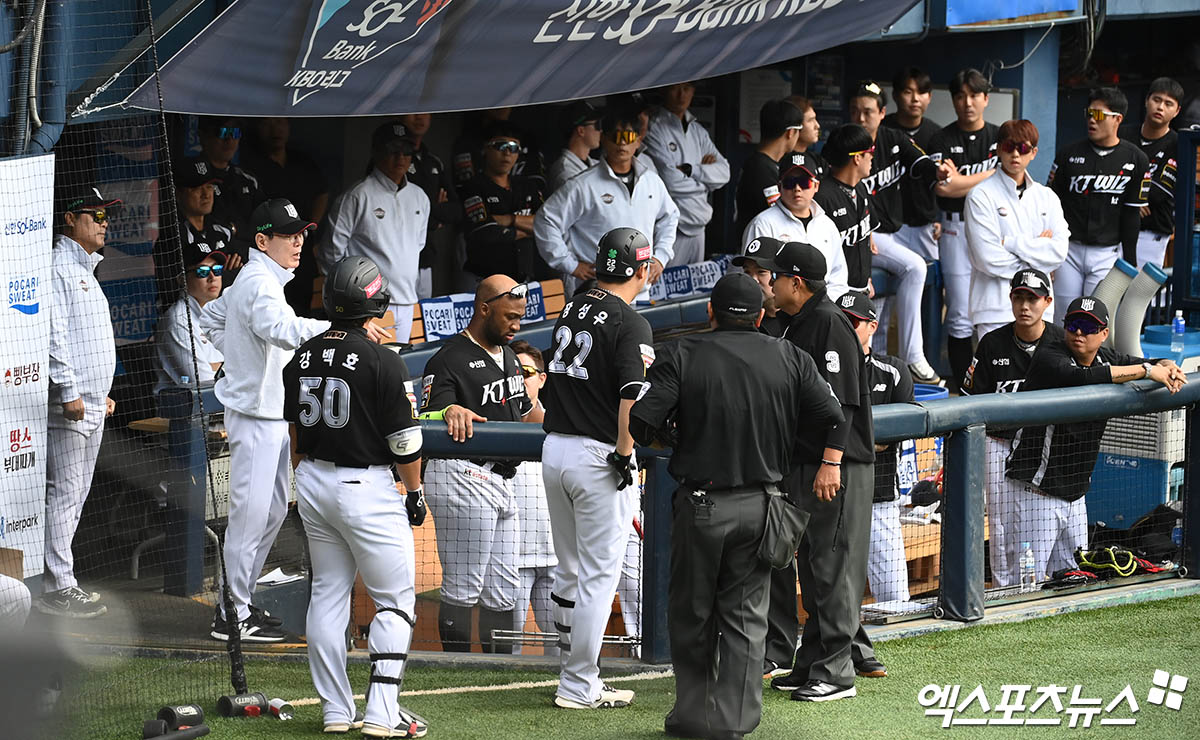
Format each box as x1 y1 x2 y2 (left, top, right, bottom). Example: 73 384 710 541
1010 268 1052 298
710 273 763 317
837 291 877 322
1064 296 1110 328
252 198 317 235
750 240 827 281
595 227 652 279
732 236 784 267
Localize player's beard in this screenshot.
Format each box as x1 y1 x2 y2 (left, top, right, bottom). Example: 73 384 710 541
483 319 511 347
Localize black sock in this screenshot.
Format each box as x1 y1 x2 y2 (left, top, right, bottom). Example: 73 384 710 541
947 336 975 393
478 608 515 654
438 603 472 653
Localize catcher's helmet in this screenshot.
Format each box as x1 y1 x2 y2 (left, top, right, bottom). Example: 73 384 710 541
595 227 652 279
323 256 390 320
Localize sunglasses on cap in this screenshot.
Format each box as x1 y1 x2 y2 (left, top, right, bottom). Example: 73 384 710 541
193 264 224 278
1064 317 1106 335
781 174 814 190
521 364 542 378
848 144 875 157
216 127 241 140
1085 107 1121 123
1000 140 1035 155
607 130 639 145
76 208 109 225
488 140 521 154
484 283 529 303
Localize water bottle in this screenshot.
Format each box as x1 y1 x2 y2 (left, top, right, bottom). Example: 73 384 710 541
1019 542 1036 593
180 374 190 387
1171 310 1186 364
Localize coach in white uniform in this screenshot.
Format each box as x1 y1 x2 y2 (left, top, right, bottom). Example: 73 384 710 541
39 187 119 619
535 109 678 299
965 119 1069 339
322 123 429 343
644 82 729 267
154 242 225 395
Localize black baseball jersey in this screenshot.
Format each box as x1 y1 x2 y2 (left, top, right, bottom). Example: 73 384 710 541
1048 139 1150 247
184 216 234 257
211 163 264 238
283 327 420 467
928 121 1000 214
861 126 939 234
542 288 655 445
783 289 874 464
420 332 533 421
452 125 545 196
1120 124 1178 236
460 173 543 280
630 328 843 489
1006 340 1147 501
866 351 914 503
735 151 783 239
813 176 876 288
961 321 1065 439
881 114 942 226
407 142 463 267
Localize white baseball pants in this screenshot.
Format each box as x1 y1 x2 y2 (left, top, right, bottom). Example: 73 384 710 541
44 422 104 592
985 436 1018 588
898 223 939 261
1011 480 1088 581
618 522 642 656
296 459 415 731
1136 231 1169 269
387 302 416 344
867 498 910 603
0 574 31 630
872 230 929 365
939 214 974 339
669 231 705 268
542 433 637 706
1053 241 1122 324
514 565 556 656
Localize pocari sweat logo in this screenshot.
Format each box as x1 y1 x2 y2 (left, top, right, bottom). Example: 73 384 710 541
287 0 457 106
8 274 39 315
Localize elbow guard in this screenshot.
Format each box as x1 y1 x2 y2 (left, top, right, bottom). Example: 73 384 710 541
387 426 423 458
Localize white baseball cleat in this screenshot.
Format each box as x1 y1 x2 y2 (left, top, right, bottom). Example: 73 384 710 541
553 684 635 709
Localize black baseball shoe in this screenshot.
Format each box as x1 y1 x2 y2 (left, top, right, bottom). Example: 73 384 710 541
790 679 857 702
249 603 283 627
855 657 888 677
35 587 107 618
763 659 790 678
769 669 808 692
210 610 286 643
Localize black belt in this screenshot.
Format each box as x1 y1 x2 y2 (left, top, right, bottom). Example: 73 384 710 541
469 459 519 480
682 481 780 495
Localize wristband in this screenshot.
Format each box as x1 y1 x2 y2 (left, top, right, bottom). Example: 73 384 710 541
419 408 447 421
821 459 842 467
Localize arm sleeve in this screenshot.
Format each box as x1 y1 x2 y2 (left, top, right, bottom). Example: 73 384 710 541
900 134 938 182
319 191 355 274
629 348 681 446
197 294 227 354
379 352 421 435
159 304 196 386
418 352 459 412
652 177 680 266
964 188 1023 278
1032 344 1114 387
811 325 861 451
533 185 579 274
248 285 330 350
694 129 730 190
463 191 519 252
615 317 655 400
961 338 993 395
47 265 78 403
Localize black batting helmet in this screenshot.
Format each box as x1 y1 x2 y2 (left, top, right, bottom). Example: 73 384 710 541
595 227 652 279
323 256 390 320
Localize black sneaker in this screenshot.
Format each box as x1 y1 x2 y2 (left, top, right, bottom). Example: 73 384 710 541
763 659 790 678
249 603 283 627
211 611 286 643
769 670 808 692
790 679 856 702
35 587 107 619
855 657 887 677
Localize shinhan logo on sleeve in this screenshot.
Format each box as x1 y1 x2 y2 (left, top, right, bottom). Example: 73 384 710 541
8 275 39 315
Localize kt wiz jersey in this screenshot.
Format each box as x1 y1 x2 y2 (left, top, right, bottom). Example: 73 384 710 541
420 332 533 421
542 288 655 445
866 351 913 503
929 121 1000 215
1048 139 1150 246
1120 124 1178 236
861 126 938 234
881 114 943 226
283 327 420 467
960 321 1065 439
813 177 876 289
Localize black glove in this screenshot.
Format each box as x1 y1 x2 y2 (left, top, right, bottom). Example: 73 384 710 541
606 451 635 490
406 489 426 527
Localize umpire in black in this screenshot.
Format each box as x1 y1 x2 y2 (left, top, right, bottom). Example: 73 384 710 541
631 273 843 740
756 242 875 702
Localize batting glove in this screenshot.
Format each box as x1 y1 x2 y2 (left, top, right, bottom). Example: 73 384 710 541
406 489 427 527
606 451 635 490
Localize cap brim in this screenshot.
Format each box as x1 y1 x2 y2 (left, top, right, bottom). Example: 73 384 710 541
779 164 817 181
271 219 318 235
1065 310 1107 326
1010 286 1050 297
840 308 876 322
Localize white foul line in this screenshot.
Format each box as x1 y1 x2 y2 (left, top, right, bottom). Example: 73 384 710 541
288 669 674 707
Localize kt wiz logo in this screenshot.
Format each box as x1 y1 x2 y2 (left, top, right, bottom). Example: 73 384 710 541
287 0 456 106
8 274 39 315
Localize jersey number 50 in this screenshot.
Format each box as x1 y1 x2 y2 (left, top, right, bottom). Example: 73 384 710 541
298 376 352 428
548 326 592 380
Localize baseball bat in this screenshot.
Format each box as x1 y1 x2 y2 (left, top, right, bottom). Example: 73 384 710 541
157 703 204 730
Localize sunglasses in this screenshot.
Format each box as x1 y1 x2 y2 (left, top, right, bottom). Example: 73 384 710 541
1085 108 1121 123
1000 140 1035 155
488 140 521 154
77 209 109 225
216 127 241 140
1064 318 1106 335
193 264 224 278
848 145 876 157
484 283 529 303
607 130 640 145
781 175 814 190
521 364 542 378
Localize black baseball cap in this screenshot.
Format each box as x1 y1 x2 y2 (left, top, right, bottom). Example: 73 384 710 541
566 100 601 127
1010 268 1052 298
371 122 416 155
779 151 819 183
181 239 227 268
710 273 763 317
174 156 223 188
1065 296 1109 327
63 185 122 213
251 198 317 236
836 291 877 322
754 241 827 281
732 235 784 267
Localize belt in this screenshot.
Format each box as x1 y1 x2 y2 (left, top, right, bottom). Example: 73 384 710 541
682 481 780 495
943 211 963 221
469 459 519 480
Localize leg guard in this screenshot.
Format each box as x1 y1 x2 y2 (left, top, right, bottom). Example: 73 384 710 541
366 606 416 731
551 591 574 655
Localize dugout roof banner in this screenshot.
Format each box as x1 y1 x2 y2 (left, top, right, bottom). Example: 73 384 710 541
126 0 919 117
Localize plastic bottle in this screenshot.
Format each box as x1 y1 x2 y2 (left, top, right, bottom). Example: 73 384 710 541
180 375 190 387
1171 310 1186 364
1019 542 1036 593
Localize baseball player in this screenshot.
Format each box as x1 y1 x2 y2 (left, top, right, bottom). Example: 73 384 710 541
546 101 602 195
540 227 655 710
838 292 914 607
39 187 121 619
927 69 1001 388
964 119 1069 341
785 95 828 177
1119 77 1184 268
1048 87 1151 322
882 67 943 262
812 124 879 296
283 256 428 738
1006 296 1184 581
419 275 542 654
321 123 429 342
451 108 545 197
733 99 804 238
961 268 1063 588
644 81 730 266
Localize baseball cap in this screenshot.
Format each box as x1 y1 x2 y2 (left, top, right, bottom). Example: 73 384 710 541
174 156 223 189
566 100 601 127
732 236 784 267
837 291 877 322
710 273 763 317
755 241 827 281
181 239 228 268
251 198 317 236
1064 296 1109 327
1010 268 1052 297
779 151 819 183
62 185 122 213
371 122 416 155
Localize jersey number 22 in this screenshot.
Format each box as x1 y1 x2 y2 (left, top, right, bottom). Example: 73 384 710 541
548 326 592 380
